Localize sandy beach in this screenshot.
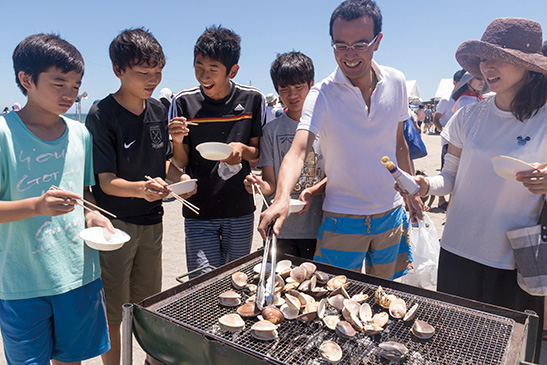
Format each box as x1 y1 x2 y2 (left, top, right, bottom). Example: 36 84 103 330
1 132 544 364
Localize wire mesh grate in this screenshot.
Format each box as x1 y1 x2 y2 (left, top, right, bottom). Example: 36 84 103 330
156 258 515 364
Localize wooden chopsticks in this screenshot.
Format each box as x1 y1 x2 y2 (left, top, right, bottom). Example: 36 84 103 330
250 172 269 208
50 185 117 219
144 176 200 215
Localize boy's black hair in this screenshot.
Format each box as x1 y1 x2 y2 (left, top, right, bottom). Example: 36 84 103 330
12 33 84 95
453 69 466 83
109 28 165 72
329 0 382 38
194 25 241 73
270 52 314 92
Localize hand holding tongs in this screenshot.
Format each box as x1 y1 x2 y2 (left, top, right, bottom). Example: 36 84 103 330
256 225 277 310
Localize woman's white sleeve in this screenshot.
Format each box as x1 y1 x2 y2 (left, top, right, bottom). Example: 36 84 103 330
426 153 460 196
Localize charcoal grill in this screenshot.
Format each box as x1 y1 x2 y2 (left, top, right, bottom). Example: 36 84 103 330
129 251 539 364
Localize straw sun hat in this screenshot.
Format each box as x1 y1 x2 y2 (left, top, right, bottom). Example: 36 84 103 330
456 17 547 78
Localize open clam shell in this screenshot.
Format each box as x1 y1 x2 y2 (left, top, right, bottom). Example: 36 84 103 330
389 298 407 319
359 303 372 323
351 293 369 303
285 293 301 310
326 275 347 291
411 320 435 339
363 323 384 336
251 320 279 341
314 271 329 284
319 340 343 364
323 315 341 330
403 303 419 322
276 259 292 275
218 313 245 332
328 294 346 311
290 266 307 283
280 304 299 320
317 298 328 319
231 271 248 290
300 262 317 279
372 312 389 327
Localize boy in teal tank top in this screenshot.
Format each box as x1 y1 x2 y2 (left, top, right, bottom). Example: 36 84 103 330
0 34 111 364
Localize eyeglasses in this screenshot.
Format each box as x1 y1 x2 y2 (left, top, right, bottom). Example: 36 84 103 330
331 34 379 52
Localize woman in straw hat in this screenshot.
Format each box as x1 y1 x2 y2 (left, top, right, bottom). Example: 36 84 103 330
410 17 547 358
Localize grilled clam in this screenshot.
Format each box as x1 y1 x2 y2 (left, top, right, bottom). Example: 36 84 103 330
251 320 278 341
335 320 356 338
280 303 299 320
323 315 341 330
231 271 248 290
275 259 292 277
285 293 301 310
326 275 347 291
317 298 328 319
218 290 241 307
218 313 245 332
243 283 257 295
372 312 389 327
290 266 307 283
378 341 409 362
319 341 343 364
351 293 369 303
262 305 284 325
327 294 346 311
359 303 372 323
314 271 329 284
411 320 435 339
389 298 407 319
237 301 260 318
296 311 317 322
403 303 418 322
363 323 384 336
300 262 317 279
331 285 350 299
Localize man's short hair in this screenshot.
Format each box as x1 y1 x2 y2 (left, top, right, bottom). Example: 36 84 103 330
109 28 165 72
12 34 84 95
270 51 314 92
329 0 382 38
542 40 547 56
194 25 241 73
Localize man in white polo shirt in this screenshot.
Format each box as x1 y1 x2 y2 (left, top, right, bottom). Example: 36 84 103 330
259 0 423 280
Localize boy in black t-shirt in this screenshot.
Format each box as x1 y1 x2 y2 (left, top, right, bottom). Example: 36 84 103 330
85 28 190 365
168 25 264 278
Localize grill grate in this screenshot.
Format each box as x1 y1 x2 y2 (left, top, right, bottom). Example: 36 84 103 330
156 258 515 364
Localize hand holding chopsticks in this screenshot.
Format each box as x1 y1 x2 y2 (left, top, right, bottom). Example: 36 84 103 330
249 172 269 208
50 185 117 219
144 176 200 215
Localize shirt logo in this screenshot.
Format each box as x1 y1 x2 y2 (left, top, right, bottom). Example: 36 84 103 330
124 140 136 149
149 125 164 149
517 135 531 146
234 104 244 111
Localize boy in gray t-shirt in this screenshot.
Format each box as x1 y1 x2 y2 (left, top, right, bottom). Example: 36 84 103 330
245 52 325 259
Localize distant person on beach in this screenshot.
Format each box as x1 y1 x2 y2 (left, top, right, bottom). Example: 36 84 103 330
11 102 20 111
423 103 433 133
245 51 326 259
1 107 8 114
416 104 425 132
168 25 264 278
451 71 488 112
410 18 547 361
85 28 188 365
259 0 423 280
159 87 173 110
0 33 111 364
264 93 282 124
432 68 466 210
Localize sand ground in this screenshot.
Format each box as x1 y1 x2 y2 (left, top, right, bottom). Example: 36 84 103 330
1 133 544 364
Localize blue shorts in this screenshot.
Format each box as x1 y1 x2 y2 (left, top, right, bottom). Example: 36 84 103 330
0 279 110 364
314 205 411 280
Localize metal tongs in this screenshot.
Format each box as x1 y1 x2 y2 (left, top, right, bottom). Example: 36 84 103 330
256 225 277 310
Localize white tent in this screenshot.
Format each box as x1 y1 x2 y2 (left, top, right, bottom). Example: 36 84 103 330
406 80 421 102
434 79 453 100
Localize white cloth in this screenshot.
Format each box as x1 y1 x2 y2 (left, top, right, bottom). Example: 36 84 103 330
435 97 455 146
217 162 242 180
440 98 547 269
297 62 410 215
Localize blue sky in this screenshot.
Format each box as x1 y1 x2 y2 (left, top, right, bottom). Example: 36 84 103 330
1 0 546 114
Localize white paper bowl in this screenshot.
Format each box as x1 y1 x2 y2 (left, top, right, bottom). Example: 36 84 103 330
80 227 130 251
491 155 533 181
168 179 197 195
196 142 234 161
289 199 306 213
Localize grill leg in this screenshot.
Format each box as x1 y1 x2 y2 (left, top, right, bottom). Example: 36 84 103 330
122 303 133 365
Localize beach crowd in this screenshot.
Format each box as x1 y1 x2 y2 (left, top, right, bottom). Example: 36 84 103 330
1 0 547 364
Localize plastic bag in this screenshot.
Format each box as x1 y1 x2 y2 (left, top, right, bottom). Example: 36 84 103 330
400 213 440 290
